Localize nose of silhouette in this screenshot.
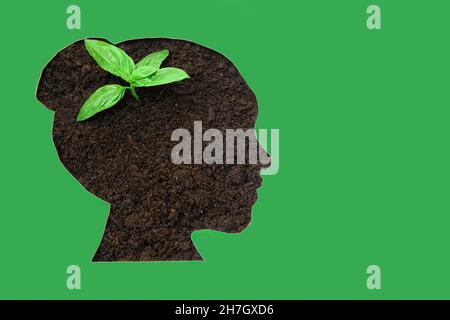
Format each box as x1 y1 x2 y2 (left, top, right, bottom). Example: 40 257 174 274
258 144 271 169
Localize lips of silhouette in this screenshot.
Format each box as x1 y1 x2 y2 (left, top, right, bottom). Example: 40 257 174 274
256 175 263 189
243 173 263 206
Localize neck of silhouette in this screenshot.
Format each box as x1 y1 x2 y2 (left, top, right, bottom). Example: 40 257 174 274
92 204 203 262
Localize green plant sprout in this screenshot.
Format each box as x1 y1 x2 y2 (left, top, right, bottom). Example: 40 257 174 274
77 39 190 121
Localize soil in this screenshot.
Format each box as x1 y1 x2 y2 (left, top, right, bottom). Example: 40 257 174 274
37 38 268 261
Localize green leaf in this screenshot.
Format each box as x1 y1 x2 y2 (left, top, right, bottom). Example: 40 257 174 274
133 68 190 88
77 85 126 121
132 65 158 80
85 39 135 82
136 49 169 70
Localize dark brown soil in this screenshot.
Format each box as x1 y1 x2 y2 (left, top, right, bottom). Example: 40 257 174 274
37 38 268 261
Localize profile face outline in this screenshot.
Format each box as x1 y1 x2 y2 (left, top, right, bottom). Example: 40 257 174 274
37 38 270 261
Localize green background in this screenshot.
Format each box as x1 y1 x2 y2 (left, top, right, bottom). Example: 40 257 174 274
1 0 449 299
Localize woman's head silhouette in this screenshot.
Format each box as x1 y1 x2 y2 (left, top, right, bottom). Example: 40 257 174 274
37 38 269 261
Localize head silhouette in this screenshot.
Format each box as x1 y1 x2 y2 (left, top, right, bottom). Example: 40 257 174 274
37 38 269 261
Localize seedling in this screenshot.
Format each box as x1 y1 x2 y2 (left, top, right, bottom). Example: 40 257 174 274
77 39 190 121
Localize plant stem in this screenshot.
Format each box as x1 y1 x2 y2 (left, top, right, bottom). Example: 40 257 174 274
130 85 140 101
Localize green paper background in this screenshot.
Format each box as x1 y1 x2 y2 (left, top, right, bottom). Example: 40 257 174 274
1 0 449 299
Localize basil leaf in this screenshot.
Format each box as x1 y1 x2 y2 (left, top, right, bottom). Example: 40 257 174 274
132 65 158 80
77 84 126 121
85 39 135 82
133 68 190 88
136 49 169 70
